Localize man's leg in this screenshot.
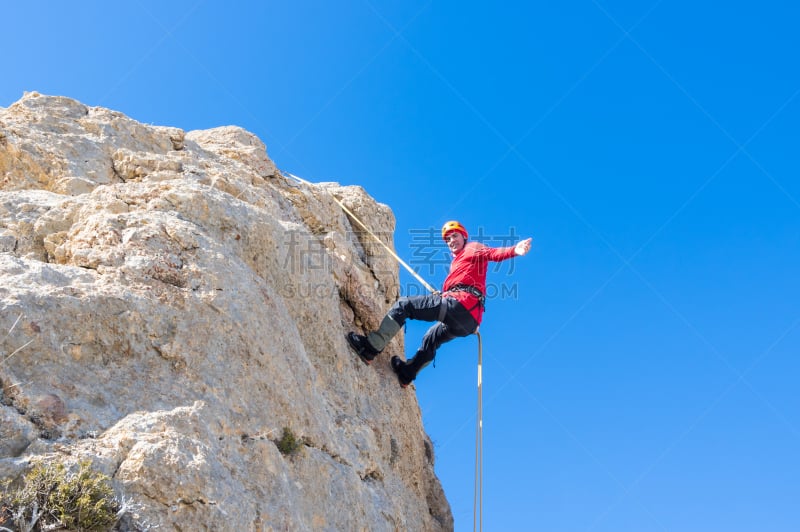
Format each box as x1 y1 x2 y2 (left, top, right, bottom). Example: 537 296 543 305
392 298 479 385
351 294 444 355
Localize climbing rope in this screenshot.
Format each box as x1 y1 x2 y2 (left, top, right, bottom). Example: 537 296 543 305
474 330 483 532
282 172 438 294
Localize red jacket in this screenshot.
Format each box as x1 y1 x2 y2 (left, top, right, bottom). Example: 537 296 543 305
442 241 517 323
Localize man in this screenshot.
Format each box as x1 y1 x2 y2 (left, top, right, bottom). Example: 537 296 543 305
347 220 532 387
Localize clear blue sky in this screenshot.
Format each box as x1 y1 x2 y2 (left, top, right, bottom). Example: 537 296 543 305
4 2 799 530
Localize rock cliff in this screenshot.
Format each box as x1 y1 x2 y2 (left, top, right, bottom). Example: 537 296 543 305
0 92 452 531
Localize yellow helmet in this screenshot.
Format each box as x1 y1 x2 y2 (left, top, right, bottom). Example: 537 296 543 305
441 220 468 241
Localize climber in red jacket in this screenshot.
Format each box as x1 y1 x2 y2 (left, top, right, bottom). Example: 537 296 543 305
347 220 532 387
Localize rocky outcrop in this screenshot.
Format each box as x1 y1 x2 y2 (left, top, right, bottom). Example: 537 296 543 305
0 92 452 531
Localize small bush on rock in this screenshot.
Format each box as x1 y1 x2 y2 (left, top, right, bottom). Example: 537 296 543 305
276 427 302 456
1 460 119 531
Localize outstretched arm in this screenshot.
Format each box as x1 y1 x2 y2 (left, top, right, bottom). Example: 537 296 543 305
481 237 533 261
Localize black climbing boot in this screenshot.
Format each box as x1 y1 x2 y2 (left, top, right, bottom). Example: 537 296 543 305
347 332 379 365
391 356 414 388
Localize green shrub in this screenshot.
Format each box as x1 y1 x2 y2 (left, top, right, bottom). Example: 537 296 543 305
276 427 302 456
3 460 119 531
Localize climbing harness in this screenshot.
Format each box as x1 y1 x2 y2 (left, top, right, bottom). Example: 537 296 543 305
446 284 486 311
474 330 483 532
282 172 438 294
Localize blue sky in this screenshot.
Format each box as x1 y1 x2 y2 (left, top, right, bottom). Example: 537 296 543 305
4 1 799 530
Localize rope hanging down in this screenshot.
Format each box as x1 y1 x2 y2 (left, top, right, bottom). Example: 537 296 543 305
283 172 438 294
474 330 484 532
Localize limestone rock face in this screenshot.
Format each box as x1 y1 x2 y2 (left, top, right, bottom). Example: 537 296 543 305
0 92 451 531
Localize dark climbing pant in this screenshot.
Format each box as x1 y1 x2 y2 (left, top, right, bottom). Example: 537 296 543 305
387 294 479 379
